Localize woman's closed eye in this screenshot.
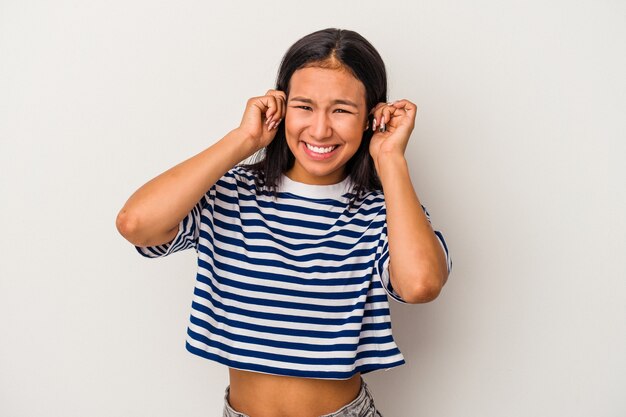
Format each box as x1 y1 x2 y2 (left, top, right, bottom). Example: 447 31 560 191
293 106 351 113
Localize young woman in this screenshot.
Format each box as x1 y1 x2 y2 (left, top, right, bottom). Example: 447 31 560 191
116 28 451 417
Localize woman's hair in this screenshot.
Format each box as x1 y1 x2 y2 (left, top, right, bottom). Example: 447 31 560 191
241 27 388 207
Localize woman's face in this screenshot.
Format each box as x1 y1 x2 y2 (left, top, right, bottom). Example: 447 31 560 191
284 66 368 185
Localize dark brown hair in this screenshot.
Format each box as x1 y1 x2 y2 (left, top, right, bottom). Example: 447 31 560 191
241 28 388 207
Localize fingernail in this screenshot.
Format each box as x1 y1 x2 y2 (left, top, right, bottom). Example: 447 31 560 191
268 121 275 130
372 118 377 131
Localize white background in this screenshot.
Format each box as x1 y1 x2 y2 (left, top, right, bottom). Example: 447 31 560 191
1 1 624 416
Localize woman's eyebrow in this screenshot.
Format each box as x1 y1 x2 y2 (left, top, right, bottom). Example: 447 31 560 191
289 96 359 108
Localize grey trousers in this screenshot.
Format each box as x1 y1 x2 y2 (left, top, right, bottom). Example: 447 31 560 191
223 377 384 417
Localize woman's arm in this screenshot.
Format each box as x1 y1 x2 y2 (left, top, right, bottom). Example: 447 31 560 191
116 89 287 247
370 99 449 304
115 128 255 247
377 153 449 303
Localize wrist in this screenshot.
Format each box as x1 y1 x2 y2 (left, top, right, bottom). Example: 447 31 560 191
375 152 408 181
224 128 261 161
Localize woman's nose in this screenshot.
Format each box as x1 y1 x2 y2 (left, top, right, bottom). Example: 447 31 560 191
309 112 332 140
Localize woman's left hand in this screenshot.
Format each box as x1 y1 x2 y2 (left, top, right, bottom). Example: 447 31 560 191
369 99 417 166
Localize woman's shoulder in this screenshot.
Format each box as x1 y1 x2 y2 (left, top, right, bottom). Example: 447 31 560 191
353 186 385 203
211 164 265 197
220 164 259 184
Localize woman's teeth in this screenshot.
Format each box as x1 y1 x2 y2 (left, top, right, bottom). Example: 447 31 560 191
305 143 337 154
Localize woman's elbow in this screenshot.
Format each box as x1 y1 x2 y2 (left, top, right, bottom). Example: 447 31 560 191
116 210 144 245
405 284 441 303
404 271 447 304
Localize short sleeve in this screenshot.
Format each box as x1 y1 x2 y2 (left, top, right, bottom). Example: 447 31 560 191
374 209 408 304
375 204 452 303
375 235 408 304
134 192 213 258
421 205 452 275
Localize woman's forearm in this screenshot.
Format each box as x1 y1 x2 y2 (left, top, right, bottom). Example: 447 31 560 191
377 153 448 303
116 128 256 246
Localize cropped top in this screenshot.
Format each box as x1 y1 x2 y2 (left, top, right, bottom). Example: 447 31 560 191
134 165 452 379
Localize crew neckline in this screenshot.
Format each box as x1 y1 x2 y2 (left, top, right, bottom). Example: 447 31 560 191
279 173 353 199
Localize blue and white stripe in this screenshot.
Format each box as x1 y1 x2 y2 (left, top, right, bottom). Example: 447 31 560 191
135 165 451 379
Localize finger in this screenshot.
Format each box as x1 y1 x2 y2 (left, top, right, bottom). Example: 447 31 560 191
273 93 285 125
249 96 270 117
388 99 418 114
250 95 278 130
266 89 286 98
266 91 287 127
277 90 287 119
263 95 281 126
268 97 281 125
270 89 287 105
382 106 397 128
266 89 284 117
369 102 387 117
270 97 287 130
376 104 400 132
262 90 276 123
271 97 284 129
370 102 387 131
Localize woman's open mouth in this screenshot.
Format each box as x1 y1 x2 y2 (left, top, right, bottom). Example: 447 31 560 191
301 141 340 160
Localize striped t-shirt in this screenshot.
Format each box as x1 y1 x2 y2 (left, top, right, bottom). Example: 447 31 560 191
135 165 452 380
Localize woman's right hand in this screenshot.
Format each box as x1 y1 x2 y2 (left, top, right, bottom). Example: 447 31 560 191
237 89 287 152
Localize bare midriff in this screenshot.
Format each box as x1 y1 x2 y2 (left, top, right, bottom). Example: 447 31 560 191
227 368 362 417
